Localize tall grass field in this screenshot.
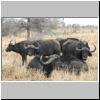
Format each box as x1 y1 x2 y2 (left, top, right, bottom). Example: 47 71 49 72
2 31 98 81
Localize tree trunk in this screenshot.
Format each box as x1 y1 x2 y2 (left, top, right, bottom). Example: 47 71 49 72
27 18 30 40
27 27 30 40
63 18 66 34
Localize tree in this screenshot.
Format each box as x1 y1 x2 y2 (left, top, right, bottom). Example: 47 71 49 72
30 18 48 33
27 18 31 40
1 18 19 36
1 18 65 37
62 18 66 34
16 18 31 40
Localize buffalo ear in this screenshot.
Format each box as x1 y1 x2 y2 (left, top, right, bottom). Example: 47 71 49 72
10 40 16 45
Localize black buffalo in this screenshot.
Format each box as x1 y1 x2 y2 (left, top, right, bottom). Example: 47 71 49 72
28 54 89 77
55 54 88 75
62 38 96 61
6 40 38 65
25 39 61 57
39 54 88 76
28 54 61 77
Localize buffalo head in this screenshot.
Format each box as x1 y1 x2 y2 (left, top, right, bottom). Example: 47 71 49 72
6 40 16 52
76 44 96 60
24 42 40 56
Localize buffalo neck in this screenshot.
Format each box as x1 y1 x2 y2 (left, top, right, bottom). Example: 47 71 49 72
12 45 22 54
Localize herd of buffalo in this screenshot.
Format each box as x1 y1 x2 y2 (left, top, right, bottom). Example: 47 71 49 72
6 38 96 77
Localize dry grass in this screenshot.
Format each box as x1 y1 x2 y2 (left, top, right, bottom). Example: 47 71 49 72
2 31 98 81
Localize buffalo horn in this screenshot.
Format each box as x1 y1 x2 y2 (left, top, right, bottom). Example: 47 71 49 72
40 54 60 65
24 43 39 49
90 44 96 52
76 47 82 51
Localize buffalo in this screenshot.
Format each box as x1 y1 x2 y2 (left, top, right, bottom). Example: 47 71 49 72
6 38 96 77
57 54 89 75
25 39 61 57
39 54 88 76
28 54 61 77
62 38 96 61
28 54 89 77
6 40 37 65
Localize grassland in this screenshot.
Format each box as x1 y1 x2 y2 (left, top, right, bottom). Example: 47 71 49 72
2 31 98 81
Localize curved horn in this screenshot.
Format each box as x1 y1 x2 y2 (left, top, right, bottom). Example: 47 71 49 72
24 45 39 49
76 47 82 51
24 43 40 49
90 44 96 52
40 54 60 65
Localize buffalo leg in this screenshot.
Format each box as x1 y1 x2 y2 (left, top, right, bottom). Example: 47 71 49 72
22 54 27 66
22 56 25 66
43 64 53 78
